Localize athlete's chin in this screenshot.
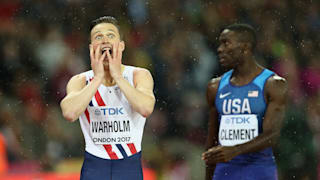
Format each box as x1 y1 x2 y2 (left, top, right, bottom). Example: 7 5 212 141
103 58 109 64
103 61 109 69
220 63 233 70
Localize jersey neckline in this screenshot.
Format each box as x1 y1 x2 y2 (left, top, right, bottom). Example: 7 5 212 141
228 69 266 88
99 66 128 88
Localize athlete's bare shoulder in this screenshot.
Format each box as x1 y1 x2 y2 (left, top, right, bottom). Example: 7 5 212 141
68 72 87 84
132 66 153 83
131 66 154 91
207 77 222 92
72 72 86 81
265 74 288 100
66 72 87 94
133 66 152 76
207 77 222 103
266 74 287 89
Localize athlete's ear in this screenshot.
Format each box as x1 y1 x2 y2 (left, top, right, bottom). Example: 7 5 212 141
89 44 92 50
120 41 125 51
241 42 250 55
244 43 251 53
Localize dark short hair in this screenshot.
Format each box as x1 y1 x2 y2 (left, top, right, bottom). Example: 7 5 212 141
89 16 122 39
225 23 257 51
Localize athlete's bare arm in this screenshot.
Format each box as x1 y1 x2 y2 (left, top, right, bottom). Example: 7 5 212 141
234 75 288 153
202 75 288 163
202 77 220 180
111 67 155 118
60 44 106 122
107 42 155 118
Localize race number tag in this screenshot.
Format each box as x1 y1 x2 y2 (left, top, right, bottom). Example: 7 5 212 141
88 106 132 145
219 114 258 146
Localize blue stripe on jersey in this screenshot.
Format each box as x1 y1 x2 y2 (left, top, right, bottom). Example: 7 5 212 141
252 69 274 90
218 70 233 92
116 144 128 159
89 101 93 107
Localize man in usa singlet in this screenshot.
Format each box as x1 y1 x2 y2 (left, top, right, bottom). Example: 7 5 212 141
60 16 155 180
202 24 288 180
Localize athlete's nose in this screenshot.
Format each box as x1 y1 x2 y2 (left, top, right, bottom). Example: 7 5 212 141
217 45 224 54
101 36 109 44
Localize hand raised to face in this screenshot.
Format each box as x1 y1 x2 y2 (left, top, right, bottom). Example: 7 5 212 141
106 41 124 80
90 44 107 80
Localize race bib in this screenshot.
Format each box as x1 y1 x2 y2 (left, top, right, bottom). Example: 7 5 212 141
88 106 133 145
219 114 258 146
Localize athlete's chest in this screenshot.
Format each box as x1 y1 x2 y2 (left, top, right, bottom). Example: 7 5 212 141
216 84 266 115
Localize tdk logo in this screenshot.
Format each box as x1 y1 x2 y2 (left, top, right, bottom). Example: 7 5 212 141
100 107 124 115
94 109 101 116
225 117 250 124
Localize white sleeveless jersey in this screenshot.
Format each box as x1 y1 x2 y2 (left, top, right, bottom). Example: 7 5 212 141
79 65 146 160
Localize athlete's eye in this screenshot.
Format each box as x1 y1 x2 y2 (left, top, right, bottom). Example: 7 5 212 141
95 35 103 40
107 34 115 39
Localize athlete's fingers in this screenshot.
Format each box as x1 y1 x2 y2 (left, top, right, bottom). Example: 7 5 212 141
117 42 122 62
90 45 94 63
116 42 120 60
204 155 221 164
206 146 222 157
112 42 117 60
202 152 208 160
106 48 112 62
100 50 107 62
202 151 212 160
201 152 207 159
95 44 101 61
202 151 217 160
203 149 225 162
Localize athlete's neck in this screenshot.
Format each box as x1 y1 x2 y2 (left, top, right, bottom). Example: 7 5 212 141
231 56 263 86
234 56 260 76
104 77 116 86
102 65 125 86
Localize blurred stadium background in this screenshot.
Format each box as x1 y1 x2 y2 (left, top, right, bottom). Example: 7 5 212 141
0 0 319 179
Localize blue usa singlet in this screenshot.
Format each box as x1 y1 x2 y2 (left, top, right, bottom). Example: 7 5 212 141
213 69 278 180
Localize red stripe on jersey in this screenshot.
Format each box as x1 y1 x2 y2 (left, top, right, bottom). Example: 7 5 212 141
103 145 119 159
127 143 137 154
84 109 90 123
95 90 106 106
